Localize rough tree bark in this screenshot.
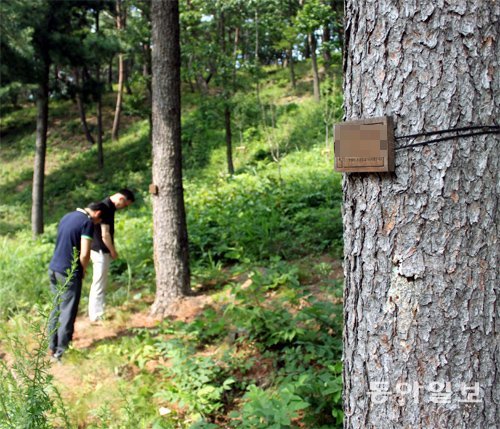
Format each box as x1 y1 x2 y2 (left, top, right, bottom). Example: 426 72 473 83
342 1 498 428
150 0 190 317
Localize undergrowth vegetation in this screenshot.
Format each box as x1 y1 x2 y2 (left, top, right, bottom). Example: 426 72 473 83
0 62 345 428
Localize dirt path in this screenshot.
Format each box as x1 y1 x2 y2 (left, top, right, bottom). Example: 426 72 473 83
49 294 214 389
71 310 159 350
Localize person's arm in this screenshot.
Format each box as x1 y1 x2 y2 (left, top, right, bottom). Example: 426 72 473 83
101 223 118 259
80 236 92 278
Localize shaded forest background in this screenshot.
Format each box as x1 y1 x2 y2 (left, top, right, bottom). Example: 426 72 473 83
0 0 346 428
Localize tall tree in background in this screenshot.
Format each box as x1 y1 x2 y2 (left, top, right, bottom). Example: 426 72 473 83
150 0 190 317
321 0 344 74
216 1 244 175
30 2 52 236
342 1 498 428
296 0 332 102
128 0 152 140
277 0 301 90
1 1 116 234
180 0 221 95
72 67 95 146
57 1 118 167
87 0 121 167
94 4 105 168
0 0 78 236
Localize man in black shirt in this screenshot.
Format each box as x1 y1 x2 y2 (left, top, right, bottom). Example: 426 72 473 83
88 188 135 322
49 202 106 361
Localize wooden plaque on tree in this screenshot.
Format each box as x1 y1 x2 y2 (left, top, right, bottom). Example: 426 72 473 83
334 116 395 173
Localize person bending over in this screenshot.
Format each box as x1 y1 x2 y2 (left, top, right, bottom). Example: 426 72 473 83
49 202 106 361
88 188 135 322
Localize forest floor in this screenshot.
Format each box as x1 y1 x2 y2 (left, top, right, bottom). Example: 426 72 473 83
48 293 213 395
40 254 344 426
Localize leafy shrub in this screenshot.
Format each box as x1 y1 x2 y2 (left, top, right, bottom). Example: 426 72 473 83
274 350 343 428
184 306 228 345
186 154 343 265
0 231 54 317
155 340 236 418
0 307 71 428
0 98 36 136
230 385 309 428
123 74 151 118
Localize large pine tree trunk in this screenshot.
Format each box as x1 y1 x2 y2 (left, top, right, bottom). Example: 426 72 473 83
150 0 190 317
31 62 50 237
342 1 499 428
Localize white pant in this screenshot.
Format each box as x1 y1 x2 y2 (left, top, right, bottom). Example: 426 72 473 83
89 250 111 321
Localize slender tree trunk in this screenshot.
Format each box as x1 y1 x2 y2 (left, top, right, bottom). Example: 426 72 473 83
140 3 153 143
288 45 296 89
304 35 311 58
96 95 104 168
332 0 344 51
150 0 190 317
124 58 133 95
143 42 152 78
31 65 50 237
322 26 332 74
143 41 153 143
112 0 125 141
74 68 95 145
219 11 235 175
95 9 104 168
254 8 261 101
309 32 320 101
111 56 124 140
232 26 240 84
195 72 209 95
187 72 195 93
107 55 113 91
254 9 259 62
342 2 499 428
225 103 234 175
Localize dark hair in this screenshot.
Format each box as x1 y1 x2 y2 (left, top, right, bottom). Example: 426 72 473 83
87 201 108 212
119 188 135 202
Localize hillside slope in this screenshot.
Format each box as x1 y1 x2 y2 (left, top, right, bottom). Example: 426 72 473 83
0 63 345 428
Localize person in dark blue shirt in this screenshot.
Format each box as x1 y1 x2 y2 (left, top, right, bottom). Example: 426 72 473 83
48 202 106 361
